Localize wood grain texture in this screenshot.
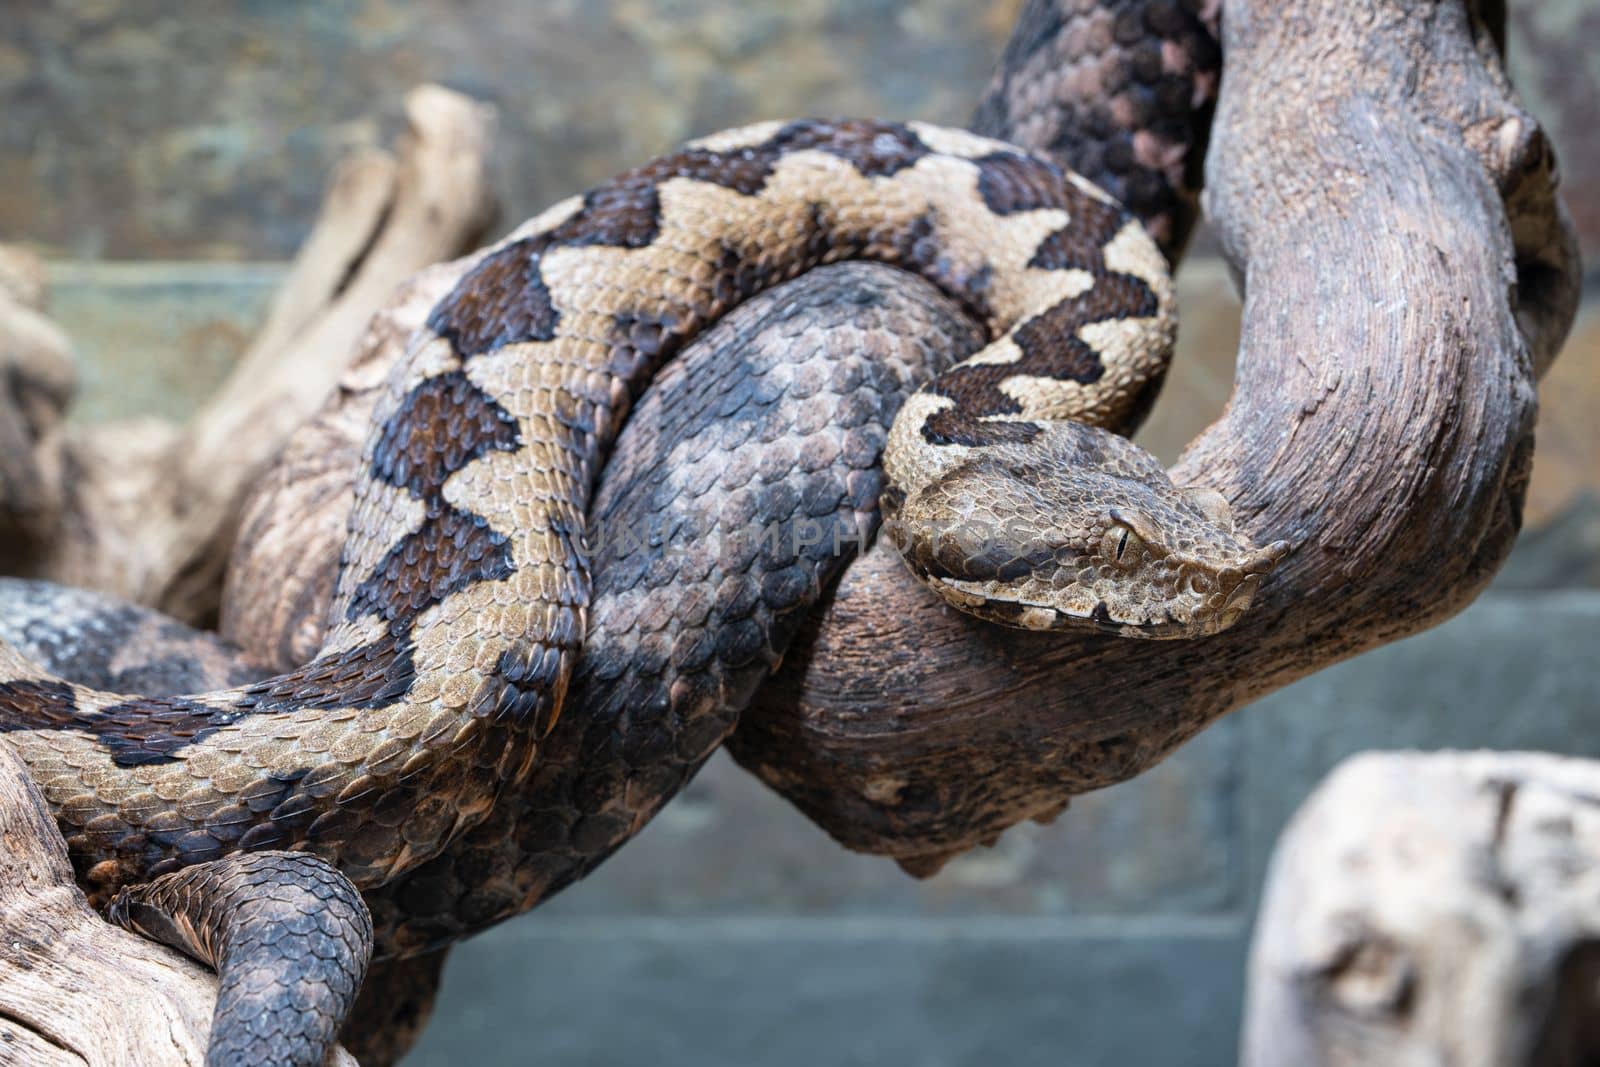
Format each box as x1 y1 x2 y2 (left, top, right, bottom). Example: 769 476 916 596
723 0 1581 874
1244 751 1600 1066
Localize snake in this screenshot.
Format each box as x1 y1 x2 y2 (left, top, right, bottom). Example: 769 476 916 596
0 3 1282 1064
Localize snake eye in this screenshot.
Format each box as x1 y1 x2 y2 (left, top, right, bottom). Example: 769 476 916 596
1102 522 1145 567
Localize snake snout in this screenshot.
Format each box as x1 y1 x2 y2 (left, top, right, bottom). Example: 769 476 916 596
1212 541 1289 630
1241 539 1292 576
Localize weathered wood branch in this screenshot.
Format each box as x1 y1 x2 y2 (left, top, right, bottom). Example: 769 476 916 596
722 0 1581 873
0 0 1581 1055
0 245 76 562
0 85 498 626
1243 751 1600 1066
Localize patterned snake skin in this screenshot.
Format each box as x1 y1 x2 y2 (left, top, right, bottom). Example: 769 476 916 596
0 2 1273 1063
971 0 1222 257
107 851 372 1067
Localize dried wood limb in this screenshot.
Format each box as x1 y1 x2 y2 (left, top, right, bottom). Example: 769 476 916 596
0 740 358 1066
0 85 498 625
1243 751 1600 1066
723 0 1582 873
0 245 76 560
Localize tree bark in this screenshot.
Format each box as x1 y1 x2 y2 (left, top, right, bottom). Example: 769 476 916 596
723 0 1581 873
1243 751 1600 1067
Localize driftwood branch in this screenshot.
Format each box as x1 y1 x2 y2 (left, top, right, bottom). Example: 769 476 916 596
0 0 1582 1055
0 85 498 626
0 245 76 562
1244 751 1600 1066
723 0 1581 873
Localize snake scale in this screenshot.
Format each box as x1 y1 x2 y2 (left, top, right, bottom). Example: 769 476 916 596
0 2 1283 1064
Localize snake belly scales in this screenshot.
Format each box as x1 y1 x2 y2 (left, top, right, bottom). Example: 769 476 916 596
0 118 1288 1061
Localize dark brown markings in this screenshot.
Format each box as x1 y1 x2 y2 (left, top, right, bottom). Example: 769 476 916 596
370 371 523 499
1028 198 1129 270
428 140 779 360
39 627 554 769
346 511 514 628
973 150 1132 268
430 119 934 360
0 677 262 768
355 369 522 629
89 694 258 767
919 295 1118 449
0 678 80 729
545 144 779 254
972 151 1137 273
597 236 818 400
428 236 563 357
921 273 1158 448
235 634 419 715
924 165 1161 447
769 118 930 178
974 150 1073 216
0 635 418 768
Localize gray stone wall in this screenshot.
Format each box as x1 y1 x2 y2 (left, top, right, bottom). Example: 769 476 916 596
6 2 1598 262
4 3 1599 1064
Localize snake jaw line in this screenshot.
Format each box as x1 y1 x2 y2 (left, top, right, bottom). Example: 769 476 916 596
886 424 1291 638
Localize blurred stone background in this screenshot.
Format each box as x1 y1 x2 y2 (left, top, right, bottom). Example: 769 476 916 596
3 2 1597 1064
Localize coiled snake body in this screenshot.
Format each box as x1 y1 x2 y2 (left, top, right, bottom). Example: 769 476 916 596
0 111 1286 1063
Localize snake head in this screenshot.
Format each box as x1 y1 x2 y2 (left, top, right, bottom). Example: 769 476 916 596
884 425 1292 638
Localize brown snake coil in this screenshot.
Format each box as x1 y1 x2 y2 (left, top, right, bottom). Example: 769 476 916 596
0 115 1286 906
0 114 1286 1063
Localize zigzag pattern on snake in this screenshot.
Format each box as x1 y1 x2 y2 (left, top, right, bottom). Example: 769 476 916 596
0 116 1290 916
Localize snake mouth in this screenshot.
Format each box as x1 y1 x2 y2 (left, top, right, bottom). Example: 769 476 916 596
1241 539 1293 575
1216 573 1263 631
1212 540 1290 631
